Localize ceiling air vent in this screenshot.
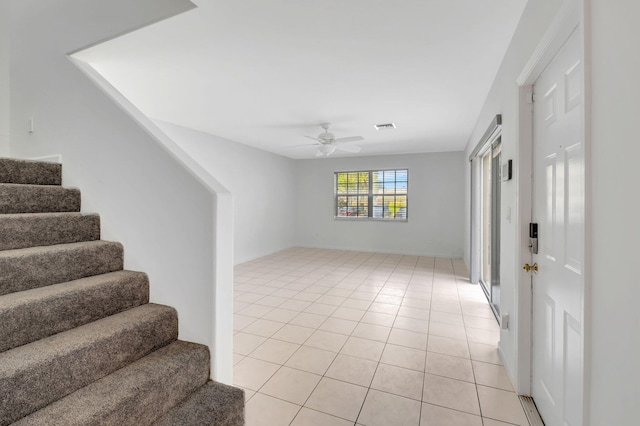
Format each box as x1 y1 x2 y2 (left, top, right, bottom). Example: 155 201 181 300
374 123 396 130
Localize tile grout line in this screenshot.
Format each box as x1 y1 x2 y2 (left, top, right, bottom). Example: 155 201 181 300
418 255 435 425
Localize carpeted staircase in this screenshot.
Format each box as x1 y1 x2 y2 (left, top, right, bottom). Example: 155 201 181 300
0 158 244 425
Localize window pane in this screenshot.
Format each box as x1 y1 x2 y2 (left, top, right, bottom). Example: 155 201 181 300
347 173 358 194
384 170 396 194
336 173 347 194
372 171 384 194
337 195 348 217
383 196 394 218
358 195 368 217
347 195 358 217
358 172 369 194
396 181 408 194
395 196 407 219
372 195 383 218
396 169 408 182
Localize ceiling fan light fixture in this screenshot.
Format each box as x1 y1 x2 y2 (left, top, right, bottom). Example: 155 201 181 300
317 144 336 156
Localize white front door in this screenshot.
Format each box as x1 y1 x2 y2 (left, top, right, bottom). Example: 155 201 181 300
531 28 584 426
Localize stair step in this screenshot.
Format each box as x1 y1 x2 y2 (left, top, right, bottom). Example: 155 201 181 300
0 158 61 185
0 271 149 352
0 212 100 251
12 341 210 426
0 241 123 296
0 183 81 214
0 304 178 425
154 381 245 426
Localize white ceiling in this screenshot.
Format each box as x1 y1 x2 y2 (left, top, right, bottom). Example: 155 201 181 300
74 0 527 159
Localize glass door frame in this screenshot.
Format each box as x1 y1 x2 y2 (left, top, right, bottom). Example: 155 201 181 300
469 115 502 321
478 138 501 317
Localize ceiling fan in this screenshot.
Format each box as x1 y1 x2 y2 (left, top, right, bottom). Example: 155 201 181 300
304 123 364 157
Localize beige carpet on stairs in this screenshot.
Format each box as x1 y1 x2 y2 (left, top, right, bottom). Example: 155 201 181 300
0 158 244 425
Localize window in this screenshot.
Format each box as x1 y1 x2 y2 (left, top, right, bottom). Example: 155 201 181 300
335 169 408 220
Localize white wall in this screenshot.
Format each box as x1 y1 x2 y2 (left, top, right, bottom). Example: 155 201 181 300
465 0 640 423
295 152 465 258
589 1 640 424
155 121 297 264
8 0 235 383
0 1 9 156
155 120 464 262
463 0 564 391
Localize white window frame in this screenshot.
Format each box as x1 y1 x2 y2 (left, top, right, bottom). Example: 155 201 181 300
334 169 408 221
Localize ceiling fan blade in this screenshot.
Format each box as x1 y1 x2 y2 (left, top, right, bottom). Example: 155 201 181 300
334 136 364 144
335 144 361 153
315 150 325 157
305 135 322 142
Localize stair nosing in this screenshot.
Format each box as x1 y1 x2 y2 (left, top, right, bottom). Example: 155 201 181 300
0 240 122 257
0 270 148 304
0 211 98 218
0 182 78 189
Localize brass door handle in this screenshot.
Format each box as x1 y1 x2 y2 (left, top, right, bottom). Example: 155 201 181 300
523 263 538 273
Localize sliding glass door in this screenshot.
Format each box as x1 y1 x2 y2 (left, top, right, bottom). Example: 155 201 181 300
480 139 501 316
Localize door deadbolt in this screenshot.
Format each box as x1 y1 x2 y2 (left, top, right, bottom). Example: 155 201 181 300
529 223 539 254
523 263 538 273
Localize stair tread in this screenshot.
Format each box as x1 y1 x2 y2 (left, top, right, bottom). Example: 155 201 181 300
12 341 210 426
0 270 149 352
0 303 176 370
0 158 61 186
154 381 245 426
0 240 124 296
0 183 80 214
1 270 145 304
0 303 178 425
0 212 100 251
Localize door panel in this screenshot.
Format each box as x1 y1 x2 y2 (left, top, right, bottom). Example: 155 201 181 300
565 142 584 273
531 28 584 426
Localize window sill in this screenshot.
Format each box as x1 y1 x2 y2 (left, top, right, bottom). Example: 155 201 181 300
334 217 408 222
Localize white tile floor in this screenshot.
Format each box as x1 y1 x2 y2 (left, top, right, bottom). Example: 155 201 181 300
233 248 530 426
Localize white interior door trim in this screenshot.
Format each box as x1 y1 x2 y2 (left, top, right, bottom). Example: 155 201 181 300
517 0 582 87
514 1 589 417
